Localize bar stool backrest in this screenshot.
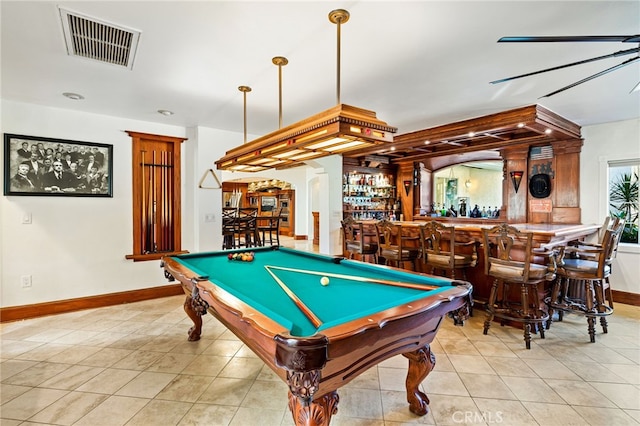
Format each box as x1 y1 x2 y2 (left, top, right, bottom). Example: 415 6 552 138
609 218 625 260
341 215 363 252
420 221 456 268
482 223 535 284
376 219 401 251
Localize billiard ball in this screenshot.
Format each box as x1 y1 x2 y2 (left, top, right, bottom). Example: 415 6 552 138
320 276 330 286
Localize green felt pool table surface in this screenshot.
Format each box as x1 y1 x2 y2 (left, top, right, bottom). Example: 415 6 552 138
171 246 454 337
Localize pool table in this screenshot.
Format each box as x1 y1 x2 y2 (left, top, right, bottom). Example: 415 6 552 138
162 246 472 426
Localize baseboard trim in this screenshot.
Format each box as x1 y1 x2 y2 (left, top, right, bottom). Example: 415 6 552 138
612 289 640 306
0 284 184 323
294 235 308 240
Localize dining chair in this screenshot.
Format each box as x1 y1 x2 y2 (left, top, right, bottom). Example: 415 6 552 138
221 207 238 249
257 207 282 246
236 207 259 248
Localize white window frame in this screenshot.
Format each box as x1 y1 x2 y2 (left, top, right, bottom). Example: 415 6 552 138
599 155 640 254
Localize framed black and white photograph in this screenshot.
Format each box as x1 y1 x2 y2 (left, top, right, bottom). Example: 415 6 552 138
4 133 113 197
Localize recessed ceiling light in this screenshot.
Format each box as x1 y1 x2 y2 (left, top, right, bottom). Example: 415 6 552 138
545 128 552 134
62 92 84 100
424 140 430 145
390 146 396 151
468 132 475 137
517 123 525 128
157 109 174 116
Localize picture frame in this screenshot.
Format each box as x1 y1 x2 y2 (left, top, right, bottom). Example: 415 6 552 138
3 133 113 197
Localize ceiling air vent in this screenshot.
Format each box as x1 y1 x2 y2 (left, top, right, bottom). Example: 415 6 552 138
59 7 141 70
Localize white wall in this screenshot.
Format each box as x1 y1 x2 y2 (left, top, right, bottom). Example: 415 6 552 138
0 100 188 307
582 118 640 295
305 155 343 256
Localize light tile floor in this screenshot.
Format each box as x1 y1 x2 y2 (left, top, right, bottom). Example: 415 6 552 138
2 238 639 425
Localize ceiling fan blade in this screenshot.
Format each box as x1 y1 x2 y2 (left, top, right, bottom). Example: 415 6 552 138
490 47 640 84
540 56 640 98
498 35 640 43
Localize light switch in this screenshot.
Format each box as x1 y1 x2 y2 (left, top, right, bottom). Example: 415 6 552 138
22 213 32 224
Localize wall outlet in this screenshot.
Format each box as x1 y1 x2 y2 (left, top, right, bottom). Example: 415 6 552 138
205 213 215 222
20 275 32 288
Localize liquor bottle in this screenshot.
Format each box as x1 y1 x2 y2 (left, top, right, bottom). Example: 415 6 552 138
459 199 467 217
481 206 487 217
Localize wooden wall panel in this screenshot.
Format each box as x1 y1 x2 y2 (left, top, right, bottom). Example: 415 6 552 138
552 207 581 223
397 162 414 221
500 146 529 223
551 140 582 208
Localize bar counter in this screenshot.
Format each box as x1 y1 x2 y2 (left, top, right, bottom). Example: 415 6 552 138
355 218 600 304
414 219 601 250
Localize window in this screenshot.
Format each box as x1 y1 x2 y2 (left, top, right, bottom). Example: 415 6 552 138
125 131 187 261
608 159 639 244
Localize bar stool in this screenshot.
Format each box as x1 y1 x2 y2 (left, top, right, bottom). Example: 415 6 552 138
340 215 378 263
375 219 420 269
554 217 622 321
549 221 623 342
419 221 478 280
482 224 556 349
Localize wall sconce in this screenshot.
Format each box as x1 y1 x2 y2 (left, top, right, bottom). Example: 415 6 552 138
510 171 524 193
465 179 471 188
403 180 412 196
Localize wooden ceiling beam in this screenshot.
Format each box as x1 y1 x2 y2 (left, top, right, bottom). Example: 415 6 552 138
344 104 582 164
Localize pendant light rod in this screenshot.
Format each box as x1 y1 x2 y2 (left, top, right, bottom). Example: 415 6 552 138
272 56 288 129
238 85 252 143
329 9 350 105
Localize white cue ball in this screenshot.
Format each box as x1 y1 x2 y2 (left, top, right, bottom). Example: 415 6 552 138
320 276 330 286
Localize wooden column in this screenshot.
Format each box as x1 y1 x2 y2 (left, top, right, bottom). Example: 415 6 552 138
500 146 529 223
550 139 583 223
397 162 415 221
415 162 432 216
312 212 319 245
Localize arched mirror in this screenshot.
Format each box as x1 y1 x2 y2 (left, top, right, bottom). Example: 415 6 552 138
432 161 503 218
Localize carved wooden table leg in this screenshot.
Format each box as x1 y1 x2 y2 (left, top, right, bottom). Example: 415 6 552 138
183 295 203 341
403 344 436 416
288 391 339 426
